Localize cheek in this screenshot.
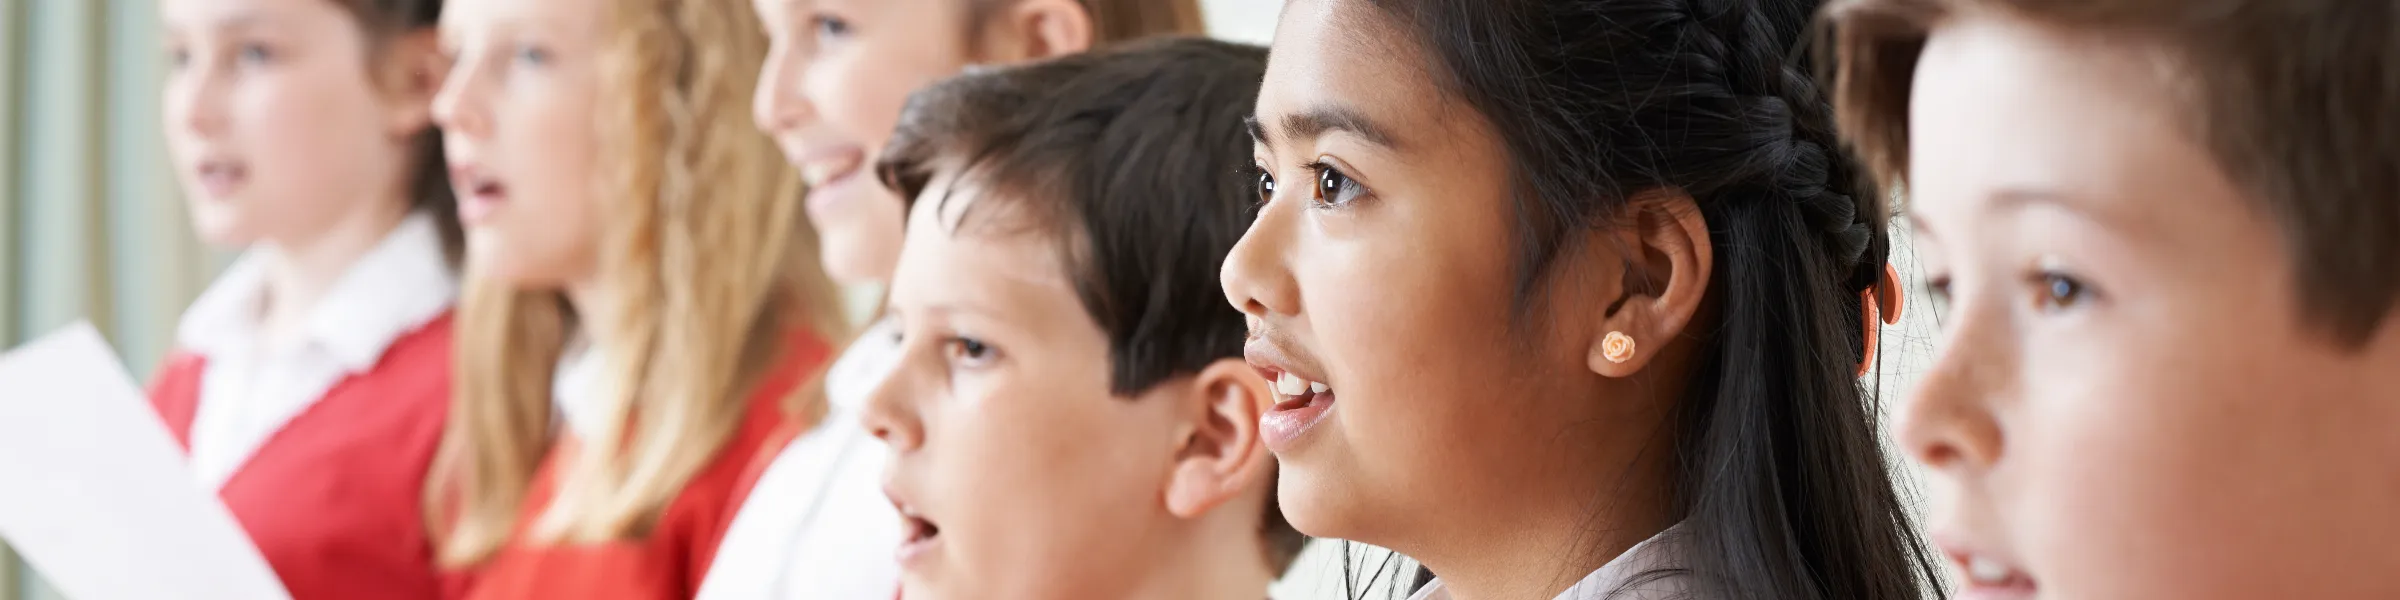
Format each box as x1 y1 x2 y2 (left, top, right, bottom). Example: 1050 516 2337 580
946 378 1162 595
2008 317 2399 598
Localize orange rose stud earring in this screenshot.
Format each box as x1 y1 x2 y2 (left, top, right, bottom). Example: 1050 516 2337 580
1601 331 1636 364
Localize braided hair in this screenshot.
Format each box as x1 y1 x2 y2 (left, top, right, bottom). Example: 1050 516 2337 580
1360 0 1940 598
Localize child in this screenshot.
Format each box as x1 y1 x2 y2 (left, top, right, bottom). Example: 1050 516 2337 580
149 0 458 598
1825 0 2400 597
705 1 1206 597
860 37 1306 600
423 0 847 597
1222 0 1942 598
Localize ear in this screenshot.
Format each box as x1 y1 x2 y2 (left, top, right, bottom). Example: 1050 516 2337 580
1163 358 1274 519
1588 190 1713 378
374 29 446 139
988 0 1096 61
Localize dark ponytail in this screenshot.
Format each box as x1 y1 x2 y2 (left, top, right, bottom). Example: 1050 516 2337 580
1362 0 1938 598
342 0 463 264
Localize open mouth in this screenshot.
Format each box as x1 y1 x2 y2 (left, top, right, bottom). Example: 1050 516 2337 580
193 158 248 198
1949 548 2037 599
1255 366 1337 452
449 164 509 224
890 492 942 566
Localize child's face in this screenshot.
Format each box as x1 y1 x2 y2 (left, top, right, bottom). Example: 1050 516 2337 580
865 187 1209 599
1225 0 1660 555
1903 14 2400 600
161 0 424 248
751 0 976 286
433 0 604 287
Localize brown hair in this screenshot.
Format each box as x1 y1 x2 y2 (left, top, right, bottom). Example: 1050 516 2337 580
1823 0 2400 345
880 37 1305 575
425 0 847 566
964 0 1207 48
334 0 463 262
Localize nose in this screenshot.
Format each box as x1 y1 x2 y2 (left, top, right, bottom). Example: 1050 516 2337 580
431 59 489 140
859 340 925 452
1221 189 1302 320
752 42 815 139
166 62 230 139
1898 298 2009 476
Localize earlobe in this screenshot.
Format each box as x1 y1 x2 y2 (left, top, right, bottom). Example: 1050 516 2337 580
1163 359 1273 519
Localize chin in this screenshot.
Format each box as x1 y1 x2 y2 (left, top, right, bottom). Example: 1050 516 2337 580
1273 459 1367 540
816 230 898 286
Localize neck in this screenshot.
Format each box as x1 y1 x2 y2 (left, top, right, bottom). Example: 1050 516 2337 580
1405 418 1678 600
258 201 409 345
563 276 609 349
1119 500 1277 600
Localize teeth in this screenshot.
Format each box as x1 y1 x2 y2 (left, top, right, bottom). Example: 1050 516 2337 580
800 161 847 187
1967 557 2011 584
1310 381 1328 394
1276 372 1308 395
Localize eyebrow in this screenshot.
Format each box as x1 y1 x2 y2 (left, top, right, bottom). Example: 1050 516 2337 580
1246 105 1398 149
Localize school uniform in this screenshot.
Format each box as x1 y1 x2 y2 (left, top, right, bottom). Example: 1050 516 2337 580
696 318 905 600
1409 523 1688 600
148 213 463 600
460 329 833 600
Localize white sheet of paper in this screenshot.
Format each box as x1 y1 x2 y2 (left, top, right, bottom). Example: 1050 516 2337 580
0 323 293 600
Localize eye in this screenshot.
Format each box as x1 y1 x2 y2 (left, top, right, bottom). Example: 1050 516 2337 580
942 336 999 369
167 46 191 70
811 14 852 40
1253 167 1276 205
513 44 551 66
235 43 273 66
1310 161 1365 208
1925 273 1954 316
2033 271 2092 313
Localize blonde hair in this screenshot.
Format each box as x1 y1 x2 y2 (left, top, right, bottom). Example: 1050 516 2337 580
426 0 846 566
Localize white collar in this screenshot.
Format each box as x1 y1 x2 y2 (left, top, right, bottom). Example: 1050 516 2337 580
175 212 458 370
551 336 609 438
1411 523 1688 600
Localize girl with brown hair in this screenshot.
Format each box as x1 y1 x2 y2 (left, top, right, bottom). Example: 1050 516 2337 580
422 0 844 597
149 0 460 597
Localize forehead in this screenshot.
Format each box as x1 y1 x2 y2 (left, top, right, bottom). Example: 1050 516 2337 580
890 182 1086 323
1905 13 2234 235
1255 0 1450 147
441 0 600 33
161 0 346 30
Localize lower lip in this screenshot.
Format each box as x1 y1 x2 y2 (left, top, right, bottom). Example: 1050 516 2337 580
1260 392 1334 453
197 168 244 198
803 168 865 213
895 532 940 568
458 189 505 225
1959 581 2037 600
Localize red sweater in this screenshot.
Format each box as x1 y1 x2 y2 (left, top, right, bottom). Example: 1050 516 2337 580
149 314 462 600
461 332 831 600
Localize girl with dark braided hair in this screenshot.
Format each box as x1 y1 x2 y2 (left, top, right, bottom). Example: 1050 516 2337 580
1221 0 1943 598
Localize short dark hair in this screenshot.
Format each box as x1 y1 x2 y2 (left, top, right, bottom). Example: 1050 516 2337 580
1825 0 2400 346
877 36 1309 576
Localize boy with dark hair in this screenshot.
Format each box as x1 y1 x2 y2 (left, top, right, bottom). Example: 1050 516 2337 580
1825 0 2400 597
861 37 1305 600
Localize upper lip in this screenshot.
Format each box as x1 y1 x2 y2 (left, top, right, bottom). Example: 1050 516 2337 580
1935 532 2034 590
786 138 865 187
1242 324 1330 390
449 162 498 191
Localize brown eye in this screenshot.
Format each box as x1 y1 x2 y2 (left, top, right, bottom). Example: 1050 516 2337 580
1255 170 1276 205
1312 162 1364 207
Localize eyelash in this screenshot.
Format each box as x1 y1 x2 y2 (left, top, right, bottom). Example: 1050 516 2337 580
1921 269 2098 318
941 335 999 369
1251 161 1369 209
